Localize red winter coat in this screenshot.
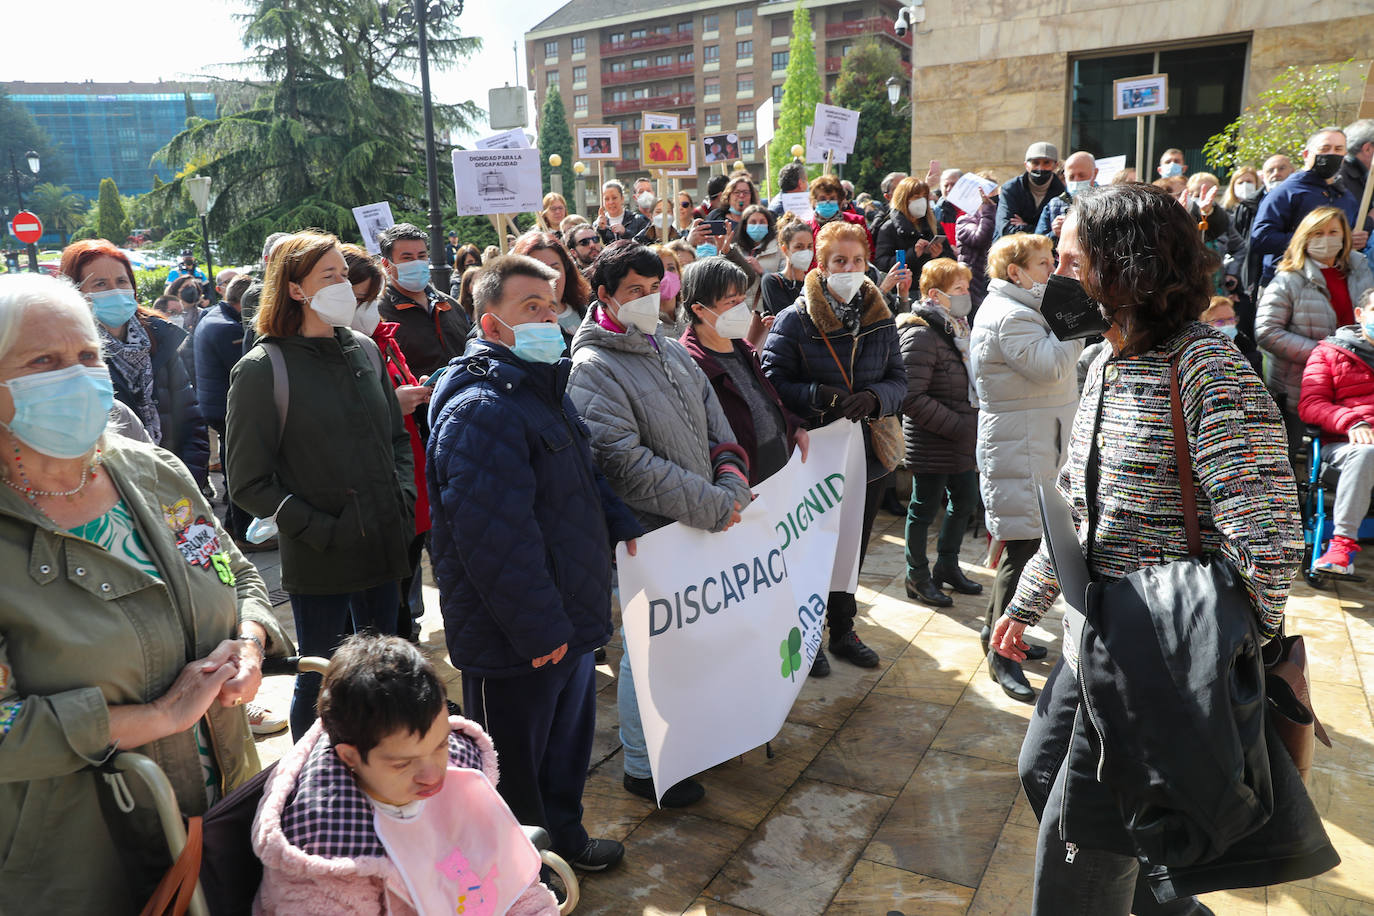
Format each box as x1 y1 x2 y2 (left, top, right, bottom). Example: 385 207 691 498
1298 332 1374 444
373 320 431 535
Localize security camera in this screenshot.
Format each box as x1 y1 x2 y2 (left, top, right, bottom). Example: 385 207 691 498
893 8 909 37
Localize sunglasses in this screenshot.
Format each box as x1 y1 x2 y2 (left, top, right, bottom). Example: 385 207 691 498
679 202 692 209
576 238 599 247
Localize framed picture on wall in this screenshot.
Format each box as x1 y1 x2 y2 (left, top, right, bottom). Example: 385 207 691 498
1112 74 1169 119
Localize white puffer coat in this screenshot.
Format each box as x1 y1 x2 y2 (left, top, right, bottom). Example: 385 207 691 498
970 278 1083 541
1255 255 1374 406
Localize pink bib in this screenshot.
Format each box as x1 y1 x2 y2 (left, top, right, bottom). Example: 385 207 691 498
372 767 541 916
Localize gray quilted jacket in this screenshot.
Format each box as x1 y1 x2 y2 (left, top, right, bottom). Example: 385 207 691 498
569 305 752 533
1255 256 1374 406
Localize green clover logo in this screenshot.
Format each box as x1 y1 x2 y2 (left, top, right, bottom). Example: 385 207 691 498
780 627 803 680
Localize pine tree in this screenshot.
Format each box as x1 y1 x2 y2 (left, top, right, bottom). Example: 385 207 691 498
96 178 129 244
767 0 823 196
832 41 910 196
538 88 575 205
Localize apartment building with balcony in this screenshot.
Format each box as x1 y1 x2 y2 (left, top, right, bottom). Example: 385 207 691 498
525 0 910 203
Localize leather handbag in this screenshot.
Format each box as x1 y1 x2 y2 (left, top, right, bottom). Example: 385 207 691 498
814 323 903 472
140 815 203 916
1263 632 1332 783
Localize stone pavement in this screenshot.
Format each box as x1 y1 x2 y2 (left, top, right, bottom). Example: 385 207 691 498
245 511 1374 915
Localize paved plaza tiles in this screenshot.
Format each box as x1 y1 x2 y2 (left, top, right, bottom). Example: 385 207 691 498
248 512 1374 915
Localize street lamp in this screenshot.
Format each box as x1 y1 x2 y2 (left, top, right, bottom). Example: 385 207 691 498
886 76 901 107
8 149 40 272
573 161 587 217
186 175 214 300
548 153 563 196
790 144 804 161
380 0 462 294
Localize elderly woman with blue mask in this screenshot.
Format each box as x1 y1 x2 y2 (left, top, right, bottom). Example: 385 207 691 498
0 272 287 915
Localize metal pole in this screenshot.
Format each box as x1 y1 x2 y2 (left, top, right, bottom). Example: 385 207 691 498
417 0 451 295
11 151 37 273
200 213 215 302
574 173 586 218
551 171 564 196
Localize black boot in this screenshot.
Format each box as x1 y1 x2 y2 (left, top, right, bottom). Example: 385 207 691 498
932 557 983 595
905 573 953 608
988 650 1035 703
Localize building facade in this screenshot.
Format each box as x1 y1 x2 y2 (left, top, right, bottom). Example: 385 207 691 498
525 0 910 204
4 81 217 204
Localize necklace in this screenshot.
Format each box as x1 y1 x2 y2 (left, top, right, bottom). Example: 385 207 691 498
3 438 103 502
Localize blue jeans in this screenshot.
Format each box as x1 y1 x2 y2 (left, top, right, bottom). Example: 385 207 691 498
288 582 400 740
616 627 651 779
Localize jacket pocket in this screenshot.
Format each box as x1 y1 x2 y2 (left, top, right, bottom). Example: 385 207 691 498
0 780 50 873
539 422 573 454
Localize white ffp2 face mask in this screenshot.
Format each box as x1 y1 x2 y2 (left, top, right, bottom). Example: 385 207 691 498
710 302 752 339
826 271 866 303
907 199 928 219
1306 236 1343 263
789 250 814 271
353 300 382 335
308 281 360 326
614 293 661 334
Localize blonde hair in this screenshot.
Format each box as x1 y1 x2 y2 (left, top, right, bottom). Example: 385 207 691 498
1200 296 1234 322
1185 172 1219 193
815 220 869 266
890 177 938 235
986 234 1052 281
539 192 567 230
256 231 342 338
1221 167 1259 209
1277 206 1352 274
920 258 972 298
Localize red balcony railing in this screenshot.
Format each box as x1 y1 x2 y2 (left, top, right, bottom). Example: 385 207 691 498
824 56 843 72
602 92 695 115
600 30 693 56
825 16 912 43
621 129 640 144
601 60 695 86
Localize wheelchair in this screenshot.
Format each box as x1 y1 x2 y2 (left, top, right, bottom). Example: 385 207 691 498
1300 426 1374 589
103 656 579 916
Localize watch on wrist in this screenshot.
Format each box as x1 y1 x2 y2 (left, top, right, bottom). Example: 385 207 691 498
237 633 265 655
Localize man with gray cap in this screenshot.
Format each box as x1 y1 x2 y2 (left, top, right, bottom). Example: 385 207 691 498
995 142 1066 238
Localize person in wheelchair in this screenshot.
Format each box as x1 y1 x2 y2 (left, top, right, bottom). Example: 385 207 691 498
252 635 558 915
1299 286 1374 575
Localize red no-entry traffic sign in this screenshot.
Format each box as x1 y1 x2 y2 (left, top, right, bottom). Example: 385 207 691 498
11 210 43 245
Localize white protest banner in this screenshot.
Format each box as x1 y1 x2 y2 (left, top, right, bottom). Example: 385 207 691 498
474 127 530 150
812 103 860 155
755 97 776 148
944 172 998 217
352 201 395 255
453 148 542 216
775 191 813 221
1095 154 1127 185
617 421 866 802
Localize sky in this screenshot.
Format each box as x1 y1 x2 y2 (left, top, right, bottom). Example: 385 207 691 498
5 0 568 145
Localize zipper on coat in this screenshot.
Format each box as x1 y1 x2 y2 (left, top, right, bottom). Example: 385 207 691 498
1076 649 1108 782
1059 701 1080 850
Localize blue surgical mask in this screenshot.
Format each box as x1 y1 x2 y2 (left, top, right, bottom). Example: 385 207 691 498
1067 179 1093 196
89 288 139 328
815 201 840 220
494 315 565 364
1160 162 1184 178
745 223 769 242
394 259 431 292
1 365 114 459
695 243 719 259
1213 323 1239 340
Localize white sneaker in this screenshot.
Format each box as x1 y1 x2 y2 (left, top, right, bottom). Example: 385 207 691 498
245 702 287 736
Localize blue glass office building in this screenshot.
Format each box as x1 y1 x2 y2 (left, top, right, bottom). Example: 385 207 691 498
6 83 217 203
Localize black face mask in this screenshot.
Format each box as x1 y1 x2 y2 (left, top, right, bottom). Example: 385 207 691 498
1040 273 1112 341
1310 153 1342 181
1028 168 1053 184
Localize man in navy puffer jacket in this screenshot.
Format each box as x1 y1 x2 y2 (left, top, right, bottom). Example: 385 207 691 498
426 255 642 874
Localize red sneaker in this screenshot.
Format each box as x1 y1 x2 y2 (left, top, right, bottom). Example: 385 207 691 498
1316 535 1360 575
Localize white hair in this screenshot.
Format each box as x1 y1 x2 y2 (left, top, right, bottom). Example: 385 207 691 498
0 273 99 366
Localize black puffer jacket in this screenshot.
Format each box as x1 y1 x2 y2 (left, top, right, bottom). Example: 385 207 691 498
873 209 949 276
897 307 977 474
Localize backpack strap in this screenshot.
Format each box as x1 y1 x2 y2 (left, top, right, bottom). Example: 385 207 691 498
260 341 288 444
355 332 386 381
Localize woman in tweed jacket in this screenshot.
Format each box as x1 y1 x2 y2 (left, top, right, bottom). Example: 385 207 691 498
992 184 1302 915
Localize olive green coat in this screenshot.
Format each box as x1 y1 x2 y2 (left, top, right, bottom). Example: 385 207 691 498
0 434 291 915
225 329 415 595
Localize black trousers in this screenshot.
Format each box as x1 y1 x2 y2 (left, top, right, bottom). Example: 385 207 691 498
985 537 1042 631
826 472 889 638
1020 661 1208 916
462 651 597 859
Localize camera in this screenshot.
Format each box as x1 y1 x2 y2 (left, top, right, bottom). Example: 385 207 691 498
893 8 909 36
